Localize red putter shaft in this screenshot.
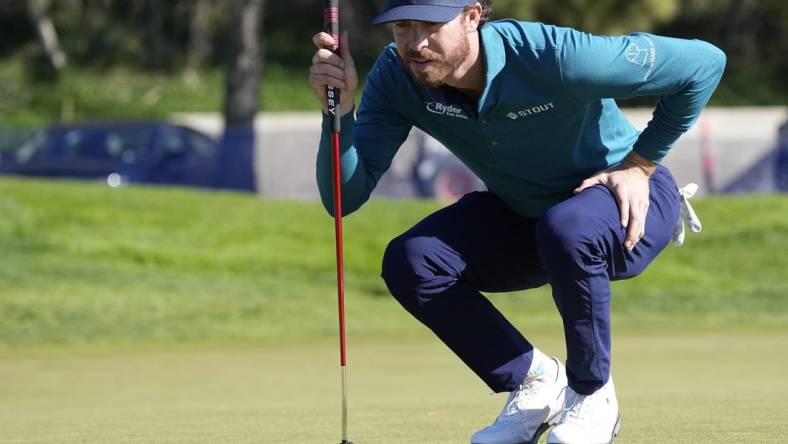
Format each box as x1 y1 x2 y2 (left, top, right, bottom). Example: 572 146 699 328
323 1 351 443
332 131 346 367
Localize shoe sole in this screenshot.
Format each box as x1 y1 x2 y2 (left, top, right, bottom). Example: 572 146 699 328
545 414 621 444
610 414 621 443
527 421 552 444
470 421 551 444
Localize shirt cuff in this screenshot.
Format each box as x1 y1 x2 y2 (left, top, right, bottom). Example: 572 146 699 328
321 109 356 152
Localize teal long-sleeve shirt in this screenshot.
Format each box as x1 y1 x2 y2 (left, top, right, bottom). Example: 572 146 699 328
317 20 726 217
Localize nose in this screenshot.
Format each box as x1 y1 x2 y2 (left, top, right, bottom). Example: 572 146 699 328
405 27 429 53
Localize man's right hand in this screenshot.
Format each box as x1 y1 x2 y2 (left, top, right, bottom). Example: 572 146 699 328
309 31 358 117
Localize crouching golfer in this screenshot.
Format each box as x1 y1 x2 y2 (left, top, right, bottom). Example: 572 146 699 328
309 1 724 443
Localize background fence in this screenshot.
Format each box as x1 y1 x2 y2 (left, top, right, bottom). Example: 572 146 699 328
173 106 788 201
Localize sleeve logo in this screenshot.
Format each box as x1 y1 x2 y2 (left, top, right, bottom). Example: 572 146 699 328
625 43 649 66
625 36 657 81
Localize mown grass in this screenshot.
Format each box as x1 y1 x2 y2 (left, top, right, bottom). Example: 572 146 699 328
0 177 786 345
2 332 788 443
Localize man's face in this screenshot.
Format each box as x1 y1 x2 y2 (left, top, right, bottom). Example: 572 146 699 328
392 13 470 88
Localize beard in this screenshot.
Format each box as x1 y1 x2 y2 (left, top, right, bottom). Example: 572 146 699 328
399 36 470 88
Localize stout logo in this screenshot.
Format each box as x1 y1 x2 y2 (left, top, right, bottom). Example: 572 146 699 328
507 102 555 120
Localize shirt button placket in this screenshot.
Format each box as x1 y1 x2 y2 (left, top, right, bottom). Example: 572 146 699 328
479 117 495 145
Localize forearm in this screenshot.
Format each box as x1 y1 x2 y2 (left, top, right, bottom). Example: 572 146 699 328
315 48 414 216
317 110 373 217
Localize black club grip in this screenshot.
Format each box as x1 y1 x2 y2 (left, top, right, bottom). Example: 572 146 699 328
323 0 341 133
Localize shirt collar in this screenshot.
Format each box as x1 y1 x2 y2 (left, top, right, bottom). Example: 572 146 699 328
479 23 505 108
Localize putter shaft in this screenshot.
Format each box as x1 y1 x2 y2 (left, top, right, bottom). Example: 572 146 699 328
324 2 350 443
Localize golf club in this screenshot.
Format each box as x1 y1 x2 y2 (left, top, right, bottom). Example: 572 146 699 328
323 1 352 443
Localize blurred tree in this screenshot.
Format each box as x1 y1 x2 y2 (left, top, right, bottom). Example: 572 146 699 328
27 0 67 72
217 0 265 191
494 0 679 34
327 0 682 67
187 0 216 69
656 0 787 104
224 0 264 126
344 0 392 61
146 0 167 69
0 0 785 125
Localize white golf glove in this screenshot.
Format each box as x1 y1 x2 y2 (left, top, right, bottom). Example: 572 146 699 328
672 183 702 246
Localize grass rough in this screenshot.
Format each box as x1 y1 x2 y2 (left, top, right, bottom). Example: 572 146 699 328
0 177 786 345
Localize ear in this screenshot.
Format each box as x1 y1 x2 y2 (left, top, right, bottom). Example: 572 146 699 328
464 3 483 32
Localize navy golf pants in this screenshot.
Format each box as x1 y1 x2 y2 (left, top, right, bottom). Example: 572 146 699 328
381 165 681 395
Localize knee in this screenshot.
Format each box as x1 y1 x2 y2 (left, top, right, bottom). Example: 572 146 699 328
381 235 409 290
535 204 591 262
535 203 613 279
381 235 461 308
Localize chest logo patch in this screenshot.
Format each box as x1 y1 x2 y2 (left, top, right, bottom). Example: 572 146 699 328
426 102 469 120
506 102 555 120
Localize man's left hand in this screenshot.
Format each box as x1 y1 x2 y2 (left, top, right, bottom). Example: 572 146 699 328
574 153 657 252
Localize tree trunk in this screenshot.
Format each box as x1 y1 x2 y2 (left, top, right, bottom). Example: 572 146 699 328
216 0 264 192
188 0 214 68
27 0 67 71
224 0 263 125
147 0 167 69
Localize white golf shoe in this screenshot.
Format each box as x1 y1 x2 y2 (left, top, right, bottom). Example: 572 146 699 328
471 357 567 444
547 377 621 444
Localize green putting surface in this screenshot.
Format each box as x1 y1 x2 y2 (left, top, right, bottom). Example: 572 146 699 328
2 329 787 443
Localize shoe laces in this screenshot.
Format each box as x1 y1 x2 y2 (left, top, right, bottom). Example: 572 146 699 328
563 389 605 426
499 377 547 419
